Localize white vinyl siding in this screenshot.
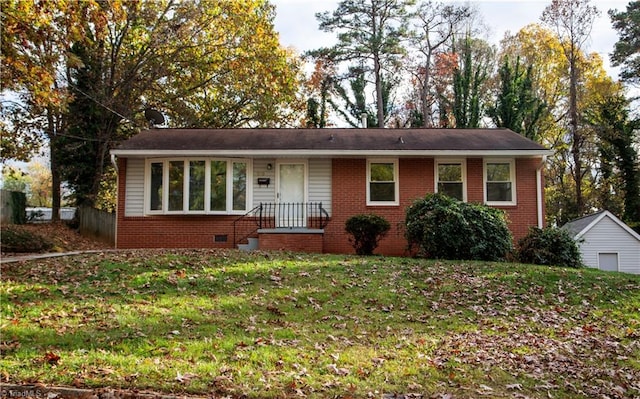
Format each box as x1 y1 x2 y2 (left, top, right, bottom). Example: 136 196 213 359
124 158 145 216
308 158 332 216
578 216 640 274
252 159 277 207
252 158 331 216
125 157 332 217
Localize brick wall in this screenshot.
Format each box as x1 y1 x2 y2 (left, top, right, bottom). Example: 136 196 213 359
325 157 543 256
258 232 323 252
116 158 239 249
116 156 544 254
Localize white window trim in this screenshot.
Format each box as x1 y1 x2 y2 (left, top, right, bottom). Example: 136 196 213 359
146 160 165 215
434 159 467 202
144 158 252 215
483 158 517 206
366 158 399 206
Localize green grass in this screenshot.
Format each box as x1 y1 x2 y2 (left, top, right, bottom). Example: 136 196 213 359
1 249 639 398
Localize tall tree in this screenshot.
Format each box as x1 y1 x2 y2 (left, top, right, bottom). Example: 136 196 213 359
311 0 414 127
499 24 624 225
2 0 302 210
609 1 640 85
587 89 640 228
408 1 471 127
487 56 547 141
328 65 396 128
304 58 338 128
1 0 102 219
449 35 493 128
542 0 600 216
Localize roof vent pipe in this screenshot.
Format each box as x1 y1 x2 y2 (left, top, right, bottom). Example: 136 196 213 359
360 113 368 129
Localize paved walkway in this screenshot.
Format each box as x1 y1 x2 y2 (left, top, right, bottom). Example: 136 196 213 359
0 383 208 399
0 249 119 264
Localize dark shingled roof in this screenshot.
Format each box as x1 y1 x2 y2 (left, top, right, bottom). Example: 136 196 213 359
112 128 549 154
562 211 606 238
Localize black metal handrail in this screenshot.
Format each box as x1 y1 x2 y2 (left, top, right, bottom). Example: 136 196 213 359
233 202 330 247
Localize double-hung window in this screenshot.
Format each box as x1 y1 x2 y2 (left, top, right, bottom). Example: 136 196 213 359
367 159 399 206
146 158 250 214
484 159 516 205
435 160 466 201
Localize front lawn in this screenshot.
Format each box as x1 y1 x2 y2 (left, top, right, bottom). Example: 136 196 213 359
1 249 639 398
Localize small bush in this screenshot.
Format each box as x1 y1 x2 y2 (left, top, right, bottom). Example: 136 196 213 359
345 214 391 255
404 193 512 261
517 227 583 268
0 225 54 253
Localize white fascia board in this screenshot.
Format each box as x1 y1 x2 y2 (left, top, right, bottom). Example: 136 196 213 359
573 212 607 240
111 149 553 158
577 210 640 242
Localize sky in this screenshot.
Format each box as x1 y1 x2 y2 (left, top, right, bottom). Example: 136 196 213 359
271 0 630 80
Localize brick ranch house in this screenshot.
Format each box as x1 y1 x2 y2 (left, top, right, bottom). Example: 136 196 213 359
110 128 551 256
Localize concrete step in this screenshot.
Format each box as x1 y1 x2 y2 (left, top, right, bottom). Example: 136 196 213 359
237 237 258 251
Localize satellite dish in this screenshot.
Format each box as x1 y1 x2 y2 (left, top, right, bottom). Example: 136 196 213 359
144 108 165 127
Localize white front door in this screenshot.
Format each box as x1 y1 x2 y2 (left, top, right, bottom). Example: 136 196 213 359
277 161 307 227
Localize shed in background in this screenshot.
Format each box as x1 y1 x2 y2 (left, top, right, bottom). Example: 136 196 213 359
563 210 640 274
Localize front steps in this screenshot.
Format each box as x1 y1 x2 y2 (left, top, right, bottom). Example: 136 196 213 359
237 237 258 251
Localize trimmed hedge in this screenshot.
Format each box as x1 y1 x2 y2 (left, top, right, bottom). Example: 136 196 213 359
345 214 391 255
517 227 583 268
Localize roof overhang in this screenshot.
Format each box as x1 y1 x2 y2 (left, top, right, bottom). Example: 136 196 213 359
572 210 640 241
110 149 553 158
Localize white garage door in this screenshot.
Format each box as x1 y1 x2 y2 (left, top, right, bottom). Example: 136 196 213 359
598 253 619 272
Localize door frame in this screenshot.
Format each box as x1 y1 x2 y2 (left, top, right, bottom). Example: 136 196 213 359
275 159 309 227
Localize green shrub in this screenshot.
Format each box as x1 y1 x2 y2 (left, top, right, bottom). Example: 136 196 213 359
404 193 512 261
517 227 583 268
345 214 391 255
0 225 53 253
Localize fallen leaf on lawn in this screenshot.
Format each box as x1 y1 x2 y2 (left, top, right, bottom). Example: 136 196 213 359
44 351 61 365
506 383 523 390
327 363 350 376
478 384 493 391
175 371 198 383
371 357 385 367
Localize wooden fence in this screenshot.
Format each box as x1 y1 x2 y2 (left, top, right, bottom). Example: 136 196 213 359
78 206 115 245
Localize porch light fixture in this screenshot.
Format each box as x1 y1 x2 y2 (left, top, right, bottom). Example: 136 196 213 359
267 163 273 170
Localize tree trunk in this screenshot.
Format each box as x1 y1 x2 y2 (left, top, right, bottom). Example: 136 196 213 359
47 107 61 222
421 60 432 128
374 54 384 127
569 52 583 215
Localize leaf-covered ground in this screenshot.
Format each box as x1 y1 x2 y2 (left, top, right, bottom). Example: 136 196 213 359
1 222 112 256
1 249 639 398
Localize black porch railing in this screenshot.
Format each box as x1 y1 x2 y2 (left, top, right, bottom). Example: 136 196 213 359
233 202 329 247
